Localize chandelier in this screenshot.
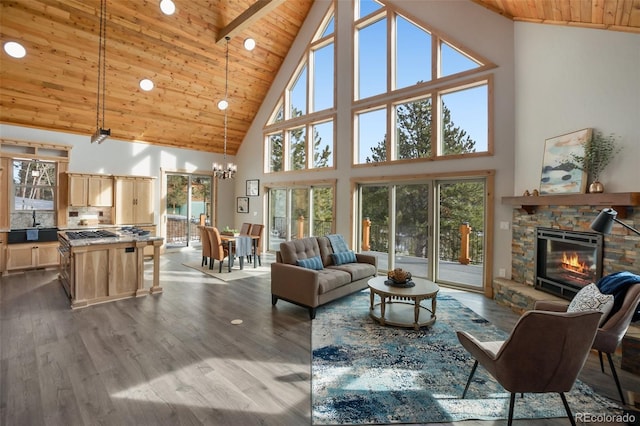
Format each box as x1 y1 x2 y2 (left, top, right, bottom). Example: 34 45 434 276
213 36 237 179
91 0 110 144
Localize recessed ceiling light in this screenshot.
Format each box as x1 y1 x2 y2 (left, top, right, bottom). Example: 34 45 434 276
159 0 176 15
217 99 229 110
139 78 154 91
243 38 256 51
4 41 26 58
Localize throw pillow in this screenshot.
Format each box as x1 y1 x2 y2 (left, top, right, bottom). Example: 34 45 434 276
567 283 614 325
331 250 357 265
296 255 324 270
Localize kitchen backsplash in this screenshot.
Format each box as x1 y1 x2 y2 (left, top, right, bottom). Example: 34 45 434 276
67 206 112 227
10 210 56 229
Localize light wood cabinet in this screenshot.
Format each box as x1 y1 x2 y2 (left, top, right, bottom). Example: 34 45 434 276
6 241 59 271
0 233 6 273
68 173 113 207
114 176 154 225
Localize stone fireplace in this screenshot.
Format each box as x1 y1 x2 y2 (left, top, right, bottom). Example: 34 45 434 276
534 227 603 300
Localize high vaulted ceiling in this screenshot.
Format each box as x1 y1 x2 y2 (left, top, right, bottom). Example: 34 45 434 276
1 1 638 155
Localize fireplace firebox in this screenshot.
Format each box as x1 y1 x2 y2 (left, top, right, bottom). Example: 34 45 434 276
535 227 603 300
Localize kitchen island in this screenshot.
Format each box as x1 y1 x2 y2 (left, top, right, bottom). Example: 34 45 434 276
58 229 163 309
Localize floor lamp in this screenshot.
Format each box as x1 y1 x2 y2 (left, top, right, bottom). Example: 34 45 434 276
590 208 640 236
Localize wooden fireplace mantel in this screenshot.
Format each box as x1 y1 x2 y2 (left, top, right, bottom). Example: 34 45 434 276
502 192 640 217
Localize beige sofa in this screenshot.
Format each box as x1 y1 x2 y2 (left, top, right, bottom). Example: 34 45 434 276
271 236 378 319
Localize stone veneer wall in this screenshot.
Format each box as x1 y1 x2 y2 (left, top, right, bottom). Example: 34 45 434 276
511 205 640 286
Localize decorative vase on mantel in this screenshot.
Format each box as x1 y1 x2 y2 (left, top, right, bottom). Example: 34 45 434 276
589 181 604 193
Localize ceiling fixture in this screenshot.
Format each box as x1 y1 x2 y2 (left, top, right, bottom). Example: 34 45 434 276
243 38 256 51
91 0 110 144
3 41 26 58
139 78 154 91
159 0 176 15
213 37 237 180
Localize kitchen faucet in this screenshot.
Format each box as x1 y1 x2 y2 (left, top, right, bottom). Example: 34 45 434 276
32 209 40 227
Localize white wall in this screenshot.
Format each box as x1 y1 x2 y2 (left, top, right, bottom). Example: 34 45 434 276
0 124 234 229
514 23 640 194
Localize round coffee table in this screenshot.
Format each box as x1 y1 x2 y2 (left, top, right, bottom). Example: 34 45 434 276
368 276 440 330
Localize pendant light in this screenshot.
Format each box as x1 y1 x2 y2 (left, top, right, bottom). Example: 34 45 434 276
213 37 237 179
91 0 110 144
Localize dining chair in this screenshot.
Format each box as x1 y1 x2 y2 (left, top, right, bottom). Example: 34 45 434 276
239 222 252 235
206 226 230 272
457 309 601 426
248 223 264 266
535 283 640 404
199 226 211 267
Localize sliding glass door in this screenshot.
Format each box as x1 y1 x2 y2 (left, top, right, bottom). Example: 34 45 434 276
358 178 485 289
165 173 212 248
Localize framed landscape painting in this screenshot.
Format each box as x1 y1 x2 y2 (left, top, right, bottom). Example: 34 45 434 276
539 128 591 194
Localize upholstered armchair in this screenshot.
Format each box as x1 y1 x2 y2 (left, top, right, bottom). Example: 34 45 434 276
457 310 601 426
535 284 640 404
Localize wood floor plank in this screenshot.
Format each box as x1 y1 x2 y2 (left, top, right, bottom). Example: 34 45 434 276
1 249 638 426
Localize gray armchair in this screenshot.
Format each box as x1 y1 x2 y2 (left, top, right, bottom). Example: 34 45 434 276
535 284 640 404
457 309 601 426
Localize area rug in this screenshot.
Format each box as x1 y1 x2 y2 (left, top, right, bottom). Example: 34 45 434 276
312 289 622 425
183 261 271 281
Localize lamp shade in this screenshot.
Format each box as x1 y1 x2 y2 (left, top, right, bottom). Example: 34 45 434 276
590 208 617 234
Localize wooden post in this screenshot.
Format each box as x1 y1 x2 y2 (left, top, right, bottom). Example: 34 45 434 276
297 215 305 239
459 222 471 265
362 217 371 251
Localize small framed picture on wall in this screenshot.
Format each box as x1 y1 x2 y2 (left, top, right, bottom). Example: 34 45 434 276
246 179 259 196
237 197 249 213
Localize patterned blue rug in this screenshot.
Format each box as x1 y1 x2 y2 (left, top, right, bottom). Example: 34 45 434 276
312 289 622 425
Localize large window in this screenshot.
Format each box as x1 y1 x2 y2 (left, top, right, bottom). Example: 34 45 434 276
265 8 335 173
267 184 335 250
353 1 493 165
13 159 56 211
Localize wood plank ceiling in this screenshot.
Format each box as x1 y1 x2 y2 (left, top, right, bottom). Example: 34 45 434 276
1 1 638 155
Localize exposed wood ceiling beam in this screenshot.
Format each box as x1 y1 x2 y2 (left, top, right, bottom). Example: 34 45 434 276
216 0 287 44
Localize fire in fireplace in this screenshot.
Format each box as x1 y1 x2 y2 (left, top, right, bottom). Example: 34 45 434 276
535 227 603 300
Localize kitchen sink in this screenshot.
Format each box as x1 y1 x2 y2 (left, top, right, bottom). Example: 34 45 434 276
8 227 60 244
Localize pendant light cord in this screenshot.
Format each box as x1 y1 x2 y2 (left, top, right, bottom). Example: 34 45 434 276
223 36 229 162
96 0 107 130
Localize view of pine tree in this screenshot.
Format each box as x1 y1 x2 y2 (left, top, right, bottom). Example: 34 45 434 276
167 175 188 214
13 160 56 209
313 187 334 235
363 99 483 258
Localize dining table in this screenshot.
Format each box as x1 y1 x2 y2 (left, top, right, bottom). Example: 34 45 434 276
219 234 260 272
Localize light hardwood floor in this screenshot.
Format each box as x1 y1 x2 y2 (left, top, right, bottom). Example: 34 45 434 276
1 249 638 426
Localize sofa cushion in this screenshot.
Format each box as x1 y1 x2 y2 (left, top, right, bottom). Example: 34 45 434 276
280 237 321 265
327 262 377 281
317 269 352 294
296 255 324 270
331 250 357 265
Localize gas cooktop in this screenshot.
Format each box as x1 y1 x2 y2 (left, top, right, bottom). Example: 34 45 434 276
65 230 119 240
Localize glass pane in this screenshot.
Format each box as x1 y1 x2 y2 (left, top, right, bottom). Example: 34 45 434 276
395 16 431 89
357 18 386 100
360 185 389 271
269 101 284 124
312 187 333 236
320 14 334 38
190 176 212 244
312 43 334 112
357 108 386 164
394 184 429 278
356 0 382 20
289 64 307 117
268 188 288 250
291 188 309 239
395 97 432 160
440 84 488 155
288 127 307 170
437 180 485 288
268 132 283 172
13 160 56 210
166 174 189 247
440 41 481 77
311 120 333 168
